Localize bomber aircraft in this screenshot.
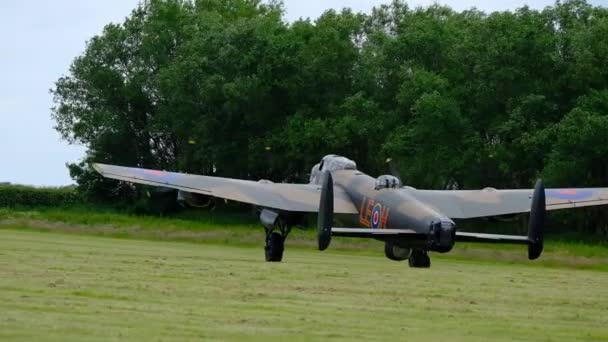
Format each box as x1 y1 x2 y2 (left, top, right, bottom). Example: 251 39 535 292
94 155 608 268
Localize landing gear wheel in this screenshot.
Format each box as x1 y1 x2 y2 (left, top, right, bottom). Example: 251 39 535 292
384 242 410 261
408 250 431 268
265 232 285 262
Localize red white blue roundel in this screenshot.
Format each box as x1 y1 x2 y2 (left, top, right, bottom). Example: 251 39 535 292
546 189 593 200
371 203 382 229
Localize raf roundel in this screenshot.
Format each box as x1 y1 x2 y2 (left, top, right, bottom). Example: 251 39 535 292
546 189 593 200
371 203 382 229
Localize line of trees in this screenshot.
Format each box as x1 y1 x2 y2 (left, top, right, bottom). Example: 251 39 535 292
52 0 608 237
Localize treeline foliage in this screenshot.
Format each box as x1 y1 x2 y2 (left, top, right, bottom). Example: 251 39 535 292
52 0 608 236
0 185 82 208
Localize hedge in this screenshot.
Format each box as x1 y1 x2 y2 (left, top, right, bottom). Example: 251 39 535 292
0 185 82 207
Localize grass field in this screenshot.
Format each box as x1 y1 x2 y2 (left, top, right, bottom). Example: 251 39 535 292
2 206 608 271
1 229 607 341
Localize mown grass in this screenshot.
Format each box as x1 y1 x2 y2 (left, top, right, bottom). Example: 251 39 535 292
0 205 260 230
0 229 607 341
1 206 608 271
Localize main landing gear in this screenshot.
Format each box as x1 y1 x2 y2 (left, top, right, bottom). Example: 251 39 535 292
408 249 431 268
260 209 296 262
264 221 291 262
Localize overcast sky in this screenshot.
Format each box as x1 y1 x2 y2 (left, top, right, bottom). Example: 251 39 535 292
1 0 605 186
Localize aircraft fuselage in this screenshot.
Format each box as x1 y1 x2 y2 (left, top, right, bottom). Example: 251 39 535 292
332 170 456 252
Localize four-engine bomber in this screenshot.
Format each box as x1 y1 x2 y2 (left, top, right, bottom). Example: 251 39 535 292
94 154 608 268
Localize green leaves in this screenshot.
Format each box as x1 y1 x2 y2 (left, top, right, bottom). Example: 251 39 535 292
0 185 82 208
51 0 608 205
385 90 476 188
544 90 608 187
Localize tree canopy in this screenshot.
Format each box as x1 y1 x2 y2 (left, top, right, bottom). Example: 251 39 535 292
52 0 608 236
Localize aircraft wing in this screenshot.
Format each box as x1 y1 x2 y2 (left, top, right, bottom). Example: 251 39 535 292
93 164 358 214
408 187 608 219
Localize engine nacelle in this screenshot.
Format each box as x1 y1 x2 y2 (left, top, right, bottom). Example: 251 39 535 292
177 190 213 208
384 242 411 261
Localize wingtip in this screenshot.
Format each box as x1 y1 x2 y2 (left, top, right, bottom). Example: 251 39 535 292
92 163 104 174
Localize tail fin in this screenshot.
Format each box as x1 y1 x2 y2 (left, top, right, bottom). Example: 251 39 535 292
317 171 333 251
455 179 546 260
527 179 545 260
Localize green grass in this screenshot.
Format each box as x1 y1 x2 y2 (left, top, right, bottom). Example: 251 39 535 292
0 206 260 230
0 229 607 341
1 206 608 271
2 206 608 270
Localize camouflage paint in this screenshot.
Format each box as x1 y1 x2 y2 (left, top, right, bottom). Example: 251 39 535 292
332 170 455 250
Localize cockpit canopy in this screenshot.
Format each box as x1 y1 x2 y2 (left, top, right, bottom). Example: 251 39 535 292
374 175 401 190
319 155 357 172
310 155 357 184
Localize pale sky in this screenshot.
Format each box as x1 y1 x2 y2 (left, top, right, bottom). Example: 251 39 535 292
0 0 605 186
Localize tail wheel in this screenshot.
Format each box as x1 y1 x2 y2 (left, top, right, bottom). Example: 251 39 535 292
408 249 431 268
384 242 410 261
265 232 285 262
